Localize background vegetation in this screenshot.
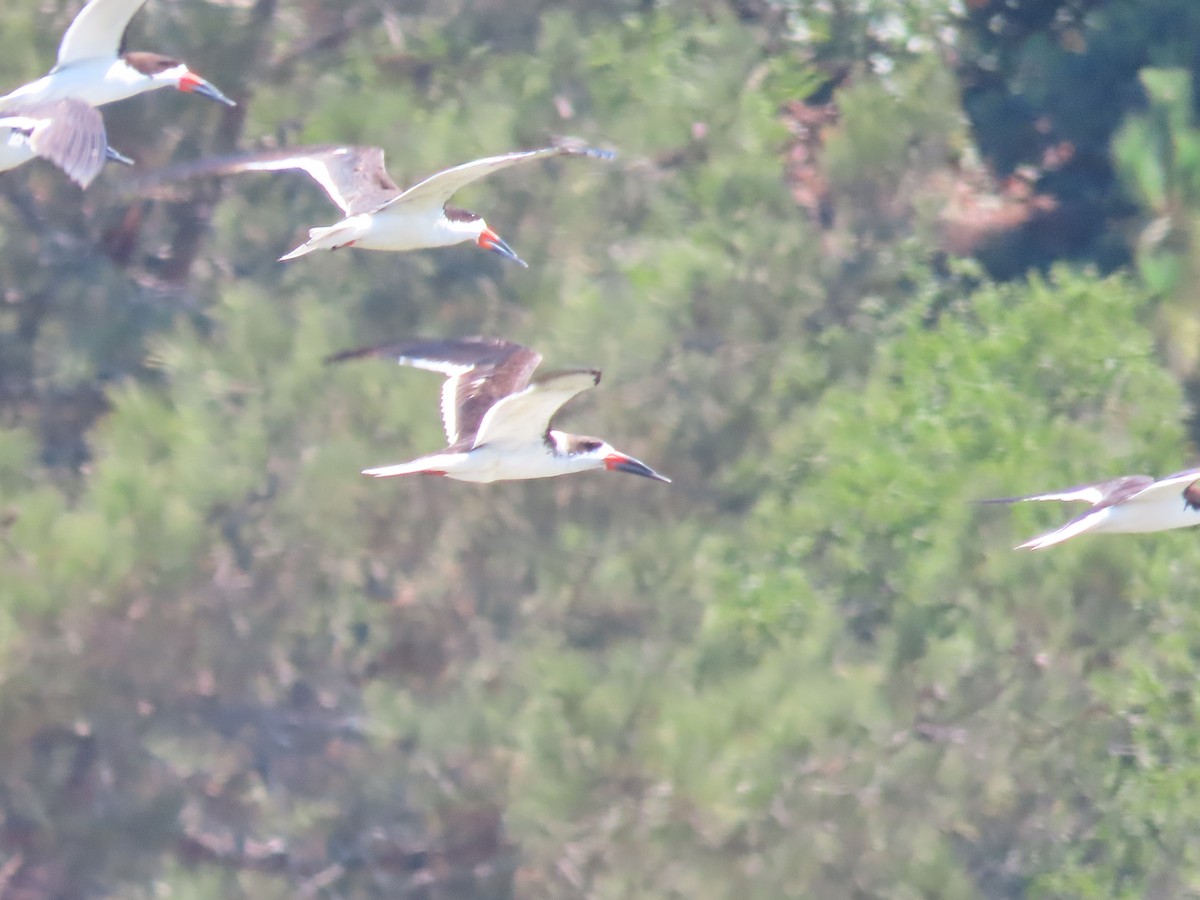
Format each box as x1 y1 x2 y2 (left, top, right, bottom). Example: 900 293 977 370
1 0 1200 896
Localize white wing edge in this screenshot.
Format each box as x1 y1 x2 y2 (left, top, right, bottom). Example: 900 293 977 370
234 154 359 214
982 485 1107 506
392 358 475 447
1145 467 1200 490
1016 508 1110 550
381 147 567 212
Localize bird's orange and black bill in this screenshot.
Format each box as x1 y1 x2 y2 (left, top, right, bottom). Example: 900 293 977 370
179 71 236 107
605 454 671 483
478 227 528 268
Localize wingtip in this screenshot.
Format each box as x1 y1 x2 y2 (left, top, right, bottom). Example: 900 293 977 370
69 170 99 190
549 137 617 161
323 344 380 366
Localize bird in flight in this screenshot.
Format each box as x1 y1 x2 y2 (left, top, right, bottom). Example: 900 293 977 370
130 141 615 265
325 337 670 485
0 0 234 184
981 468 1200 549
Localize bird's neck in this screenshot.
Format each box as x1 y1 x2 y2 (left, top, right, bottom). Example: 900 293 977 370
12 59 158 108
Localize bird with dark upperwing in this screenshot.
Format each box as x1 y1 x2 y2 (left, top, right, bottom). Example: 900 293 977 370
0 0 235 185
979 468 1200 550
125 140 615 265
325 337 671 485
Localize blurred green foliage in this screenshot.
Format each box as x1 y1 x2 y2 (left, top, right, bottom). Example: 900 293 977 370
0 0 1200 897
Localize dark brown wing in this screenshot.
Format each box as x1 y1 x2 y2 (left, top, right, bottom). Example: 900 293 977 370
325 337 542 446
120 145 401 215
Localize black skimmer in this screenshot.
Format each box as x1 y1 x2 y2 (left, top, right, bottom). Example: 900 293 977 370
0 99 122 187
325 337 670 484
981 468 1200 550
0 0 234 169
133 141 614 264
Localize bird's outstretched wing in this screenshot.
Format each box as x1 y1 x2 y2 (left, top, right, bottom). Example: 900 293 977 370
377 142 615 214
978 475 1156 509
325 337 543 446
122 145 401 215
471 369 601 449
1 99 108 187
1014 508 1114 551
57 0 148 67
1117 468 1200 510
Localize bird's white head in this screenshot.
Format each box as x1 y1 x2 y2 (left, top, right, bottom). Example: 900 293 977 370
121 52 236 106
553 432 671 483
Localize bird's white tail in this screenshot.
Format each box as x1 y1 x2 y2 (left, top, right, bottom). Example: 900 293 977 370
279 222 362 261
362 454 455 479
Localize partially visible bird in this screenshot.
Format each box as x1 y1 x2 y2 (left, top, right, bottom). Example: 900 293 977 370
0 0 234 186
0 99 118 187
980 468 1200 549
2 0 236 110
325 337 670 485
127 141 615 264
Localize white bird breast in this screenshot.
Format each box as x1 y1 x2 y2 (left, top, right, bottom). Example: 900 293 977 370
349 208 481 252
443 445 602 482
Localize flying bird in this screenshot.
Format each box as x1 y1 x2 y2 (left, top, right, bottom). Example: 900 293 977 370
129 141 615 264
325 337 670 484
0 0 235 185
981 468 1200 550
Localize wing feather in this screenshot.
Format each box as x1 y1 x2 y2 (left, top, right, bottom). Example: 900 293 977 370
57 0 148 66
376 142 615 214
121 145 400 215
0 99 107 187
1116 469 1200 508
1144 467 1200 490
1016 508 1112 550
324 338 542 445
471 369 600 449
979 475 1156 508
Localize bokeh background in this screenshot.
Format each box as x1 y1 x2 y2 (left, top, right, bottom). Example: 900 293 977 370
2 0 1200 896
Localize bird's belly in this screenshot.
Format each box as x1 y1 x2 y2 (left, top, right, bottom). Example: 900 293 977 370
353 211 466 252
444 446 580 483
1099 502 1200 534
